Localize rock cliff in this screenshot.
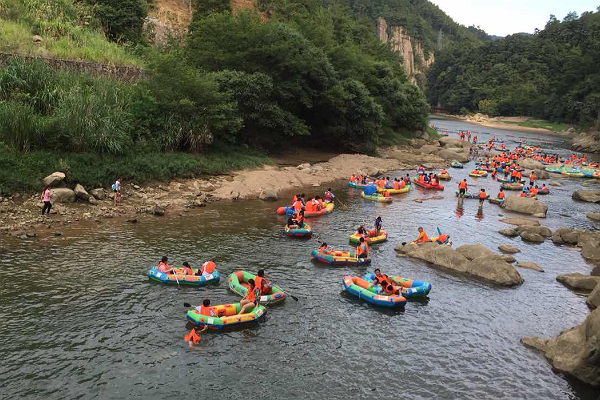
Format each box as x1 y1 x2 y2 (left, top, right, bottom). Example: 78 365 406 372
375 17 435 85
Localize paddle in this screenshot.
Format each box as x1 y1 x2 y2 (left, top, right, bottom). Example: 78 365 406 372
335 197 349 210
171 269 181 287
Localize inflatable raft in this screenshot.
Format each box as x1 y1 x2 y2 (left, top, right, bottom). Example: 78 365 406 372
501 182 524 191
537 187 550 195
311 249 371 266
228 270 286 304
361 192 393 203
450 161 463 169
469 170 488 177
489 198 504 205
438 173 451 180
276 202 334 217
342 276 406 307
348 181 370 189
349 230 388 245
284 224 312 238
455 192 489 199
186 302 266 330
362 273 432 298
412 178 444 190
376 186 409 195
148 266 220 286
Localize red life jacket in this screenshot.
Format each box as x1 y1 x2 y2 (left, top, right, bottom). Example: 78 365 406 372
202 261 216 275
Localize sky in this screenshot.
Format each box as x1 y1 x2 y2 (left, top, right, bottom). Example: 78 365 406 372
432 0 599 36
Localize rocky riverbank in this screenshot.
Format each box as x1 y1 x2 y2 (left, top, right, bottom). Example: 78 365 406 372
1 142 454 241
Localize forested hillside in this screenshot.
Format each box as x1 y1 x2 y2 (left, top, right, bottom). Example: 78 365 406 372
426 10 600 127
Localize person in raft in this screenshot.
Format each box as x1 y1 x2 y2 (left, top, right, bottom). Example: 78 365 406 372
357 237 369 259
417 165 425 175
157 256 173 274
415 227 429 243
254 269 273 296
374 216 382 235
324 188 335 203
318 242 331 255
294 210 305 228
198 259 216 277
478 188 487 204
181 261 194 275
458 179 468 197
41 186 52 215
238 279 260 314
497 188 506 201
196 299 216 316
369 268 406 295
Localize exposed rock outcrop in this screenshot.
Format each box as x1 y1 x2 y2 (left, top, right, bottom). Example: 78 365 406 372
395 242 523 286
572 132 600 154
587 284 600 308
502 196 548 217
557 273 600 291
74 184 90 201
521 308 600 387
572 189 600 203
42 172 66 188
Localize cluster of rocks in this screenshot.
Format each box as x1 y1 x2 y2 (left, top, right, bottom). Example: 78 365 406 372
573 189 600 203
42 172 104 205
551 228 600 263
416 137 471 163
395 242 524 286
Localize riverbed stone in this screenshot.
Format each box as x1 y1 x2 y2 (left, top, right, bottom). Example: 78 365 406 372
557 273 600 291
549 180 562 187
501 254 516 263
499 244 520 254
89 189 106 200
438 149 470 163
587 284 600 308
42 172 66 188
586 213 600 221
395 242 523 286
259 189 278 201
520 230 545 243
74 184 90 201
502 195 548 217
516 261 544 272
456 244 496 261
50 188 76 203
516 225 553 237
500 218 540 227
572 189 600 203
520 307 600 387
519 159 543 170
580 240 600 263
533 169 550 179
499 228 519 237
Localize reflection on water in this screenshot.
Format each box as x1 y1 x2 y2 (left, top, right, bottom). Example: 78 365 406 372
0 118 599 400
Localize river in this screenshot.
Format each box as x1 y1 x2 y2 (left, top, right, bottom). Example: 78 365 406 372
1 117 598 400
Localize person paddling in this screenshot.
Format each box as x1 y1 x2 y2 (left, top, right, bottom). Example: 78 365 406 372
254 269 273 296
357 237 369 259
157 256 173 274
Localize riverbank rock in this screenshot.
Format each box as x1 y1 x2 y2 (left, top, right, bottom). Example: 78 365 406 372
549 180 562 187
516 261 544 272
90 189 106 200
519 159 543 170
438 137 464 148
572 189 600 203
551 228 584 245
259 189 278 201
587 284 600 308
502 254 516 263
500 218 540 227
520 231 545 243
74 184 90 201
42 172 66 188
516 225 552 237
520 307 600 387
501 196 548 217
572 132 600 154
499 228 519 237
534 169 550 179
499 244 520 253
557 273 600 291
395 242 523 286
586 212 600 221
438 149 470 163
50 188 75 203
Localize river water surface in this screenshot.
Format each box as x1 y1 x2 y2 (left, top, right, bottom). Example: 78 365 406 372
1 118 599 399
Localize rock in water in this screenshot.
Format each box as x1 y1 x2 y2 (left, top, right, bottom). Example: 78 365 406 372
549 180 562 187
516 261 544 272
586 212 600 221
556 273 600 291
500 218 540 227
259 189 278 201
572 189 600 203
502 195 548 217
50 188 76 203
517 226 552 237
520 307 600 387
519 159 543 170
501 254 516 263
74 184 90 201
587 284 600 309
42 172 66 187
499 228 519 237
499 244 520 253
520 231 545 243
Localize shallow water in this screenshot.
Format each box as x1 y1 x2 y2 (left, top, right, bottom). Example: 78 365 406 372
1 118 599 400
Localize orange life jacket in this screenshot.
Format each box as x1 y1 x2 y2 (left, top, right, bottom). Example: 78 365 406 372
478 191 486 199
530 173 535 181
459 181 467 189
293 201 302 211
393 181 399 190
157 262 170 273
530 188 538 195
199 305 214 316
357 242 369 256
437 234 449 244
182 266 194 275
519 192 526 197
254 276 266 294
375 274 392 289
202 261 216 275
400 180 406 188
498 191 505 199
416 231 429 243
246 286 260 303
305 201 314 212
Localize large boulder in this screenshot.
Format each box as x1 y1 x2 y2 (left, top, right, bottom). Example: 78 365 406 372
258 189 278 201
516 261 544 272
395 242 523 286
499 244 520 253
418 144 440 155
50 188 75 203
521 307 600 387
439 137 466 148
519 159 543 170
456 244 496 260
90 189 106 200
533 169 550 179
520 231 545 243
587 284 600 308
557 273 600 291
74 184 90 201
502 195 548 217
42 172 66 188
586 212 600 221
572 189 600 203
438 149 470 163
581 241 600 263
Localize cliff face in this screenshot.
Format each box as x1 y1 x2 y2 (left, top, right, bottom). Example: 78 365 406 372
376 17 434 85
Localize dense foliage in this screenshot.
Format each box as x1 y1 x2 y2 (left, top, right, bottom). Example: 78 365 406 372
426 10 600 127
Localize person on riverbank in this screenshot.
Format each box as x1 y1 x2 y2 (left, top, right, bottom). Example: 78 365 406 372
415 227 429 243
529 171 536 186
112 178 122 206
458 179 467 197
238 279 260 314
41 186 52 215
357 237 369 259
157 256 173 273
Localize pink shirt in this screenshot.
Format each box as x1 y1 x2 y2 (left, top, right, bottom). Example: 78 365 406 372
42 189 51 202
